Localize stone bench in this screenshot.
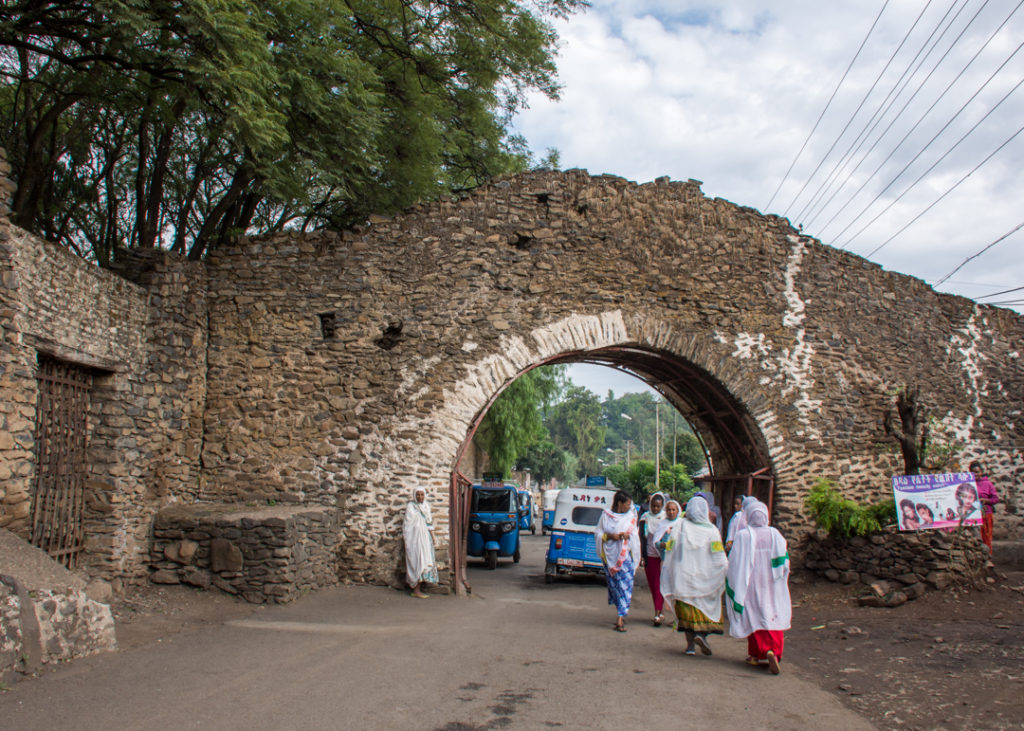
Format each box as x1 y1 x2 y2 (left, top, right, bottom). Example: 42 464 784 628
150 504 338 604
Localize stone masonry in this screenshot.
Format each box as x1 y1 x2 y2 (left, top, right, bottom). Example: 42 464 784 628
1 154 1022 593
149 504 339 604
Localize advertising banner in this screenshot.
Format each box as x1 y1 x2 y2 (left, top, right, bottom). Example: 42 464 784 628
891 473 983 531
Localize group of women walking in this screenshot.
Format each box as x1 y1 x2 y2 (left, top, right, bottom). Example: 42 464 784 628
596 489 791 674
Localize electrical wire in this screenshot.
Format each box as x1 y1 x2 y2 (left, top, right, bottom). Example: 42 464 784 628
976 284 1024 299
783 0 936 218
763 0 891 212
864 123 1024 258
934 221 1024 286
819 0 1024 241
837 66 1024 250
801 0 993 230
795 0 973 228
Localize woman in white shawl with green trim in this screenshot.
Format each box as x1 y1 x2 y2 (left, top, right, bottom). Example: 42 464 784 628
403 487 438 598
659 495 728 656
725 499 791 674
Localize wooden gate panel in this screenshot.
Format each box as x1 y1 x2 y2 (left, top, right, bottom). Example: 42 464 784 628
31 357 91 568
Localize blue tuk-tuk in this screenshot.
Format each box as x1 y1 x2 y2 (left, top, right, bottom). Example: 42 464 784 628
544 478 616 583
541 489 559 535
467 479 521 570
516 488 536 534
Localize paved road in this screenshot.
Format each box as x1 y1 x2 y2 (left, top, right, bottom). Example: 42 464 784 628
0 534 873 730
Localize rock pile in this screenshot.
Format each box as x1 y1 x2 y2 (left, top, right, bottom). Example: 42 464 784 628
149 504 338 603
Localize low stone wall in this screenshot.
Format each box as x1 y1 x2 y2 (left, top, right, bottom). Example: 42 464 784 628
150 504 339 604
803 527 991 600
0 530 116 684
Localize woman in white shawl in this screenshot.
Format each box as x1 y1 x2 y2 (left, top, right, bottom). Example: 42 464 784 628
639 492 667 625
725 499 791 674
660 495 728 656
403 487 438 598
594 490 641 632
725 495 757 553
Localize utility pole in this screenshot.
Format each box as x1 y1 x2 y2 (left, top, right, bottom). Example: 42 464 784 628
673 409 677 466
655 400 660 489
624 440 632 467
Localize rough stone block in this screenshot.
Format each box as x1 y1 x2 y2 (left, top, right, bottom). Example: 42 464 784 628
210 538 244 572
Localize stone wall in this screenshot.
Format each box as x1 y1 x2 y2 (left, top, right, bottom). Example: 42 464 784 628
802 528 992 600
150 504 339 603
0 142 208 580
200 171 1024 586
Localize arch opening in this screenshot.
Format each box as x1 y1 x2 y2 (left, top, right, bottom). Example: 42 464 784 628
447 345 776 595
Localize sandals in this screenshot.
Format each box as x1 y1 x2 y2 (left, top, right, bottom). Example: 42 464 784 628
653 614 664 627
614 621 627 632
766 650 781 675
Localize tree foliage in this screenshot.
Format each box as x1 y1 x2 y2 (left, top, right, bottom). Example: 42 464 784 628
475 366 564 477
0 0 585 264
547 384 605 476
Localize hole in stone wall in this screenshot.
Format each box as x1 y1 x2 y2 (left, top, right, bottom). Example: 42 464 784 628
318 312 336 339
511 233 533 250
374 320 404 350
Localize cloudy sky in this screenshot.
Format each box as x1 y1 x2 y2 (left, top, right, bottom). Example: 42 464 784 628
514 0 1024 322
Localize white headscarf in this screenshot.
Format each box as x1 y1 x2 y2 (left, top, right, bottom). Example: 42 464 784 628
640 492 667 556
594 499 640 576
403 487 436 587
652 499 682 547
726 495 756 543
660 496 728 620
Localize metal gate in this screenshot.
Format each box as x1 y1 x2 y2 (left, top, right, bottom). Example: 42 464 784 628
31 356 92 568
695 467 775 528
449 470 473 595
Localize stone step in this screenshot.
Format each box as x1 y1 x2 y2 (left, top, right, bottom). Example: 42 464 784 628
992 540 1024 570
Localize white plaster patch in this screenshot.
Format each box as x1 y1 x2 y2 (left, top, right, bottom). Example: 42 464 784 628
946 307 991 440
461 341 478 352
731 332 773 360
396 354 442 396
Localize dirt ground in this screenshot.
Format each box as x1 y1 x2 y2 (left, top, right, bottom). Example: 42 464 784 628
108 568 1024 730
785 569 1024 731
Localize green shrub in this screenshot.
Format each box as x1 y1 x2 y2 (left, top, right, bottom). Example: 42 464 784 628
804 478 893 538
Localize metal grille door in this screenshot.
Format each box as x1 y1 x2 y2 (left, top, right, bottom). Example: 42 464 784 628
31 356 91 568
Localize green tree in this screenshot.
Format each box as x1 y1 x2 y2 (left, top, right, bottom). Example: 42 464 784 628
662 430 707 475
517 437 570 484
547 385 606 476
475 366 565 477
0 0 585 264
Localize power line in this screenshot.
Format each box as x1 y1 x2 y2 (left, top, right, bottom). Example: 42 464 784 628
934 221 1024 286
838 67 1024 250
817 0 1024 241
976 284 1024 299
865 122 1024 258
783 0 935 218
795 0 974 228
801 0 994 230
763 0 891 212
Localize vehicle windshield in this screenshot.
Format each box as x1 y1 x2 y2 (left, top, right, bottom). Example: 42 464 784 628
473 489 514 513
517 493 530 509
571 506 604 526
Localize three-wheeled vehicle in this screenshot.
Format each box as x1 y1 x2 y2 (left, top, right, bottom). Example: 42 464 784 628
516 488 536 534
541 488 560 535
467 479 521 570
544 480 616 583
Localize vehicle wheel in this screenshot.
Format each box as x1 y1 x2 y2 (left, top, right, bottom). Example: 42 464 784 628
544 573 553 584
514 545 521 563
486 549 497 570
530 525 535 535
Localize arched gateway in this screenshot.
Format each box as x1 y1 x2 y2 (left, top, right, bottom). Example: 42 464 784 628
197 170 1023 590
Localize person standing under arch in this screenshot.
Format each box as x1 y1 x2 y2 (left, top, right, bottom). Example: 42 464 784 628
595 490 641 632
403 486 438 598
639 492 667 626
725 499 791 674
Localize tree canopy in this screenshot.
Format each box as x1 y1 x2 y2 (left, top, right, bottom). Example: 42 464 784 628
0 0 584 264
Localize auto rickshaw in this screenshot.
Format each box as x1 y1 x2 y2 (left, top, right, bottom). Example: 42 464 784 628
544 482 616 582
466 479 521 569
541 488 560 535
516 488 536 534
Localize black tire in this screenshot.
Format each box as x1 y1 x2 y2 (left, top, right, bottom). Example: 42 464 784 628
530 525 535 535
486 549 498 570
513 545 521 563
544 573 553 584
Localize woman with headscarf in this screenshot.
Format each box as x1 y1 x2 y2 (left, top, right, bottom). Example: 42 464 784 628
595 490 641 632
660 495 728 656
969 460 1000 553
726 499 791 674
695 490 723 532
639 492 667 625
403 486 438 598
653 499 682 559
